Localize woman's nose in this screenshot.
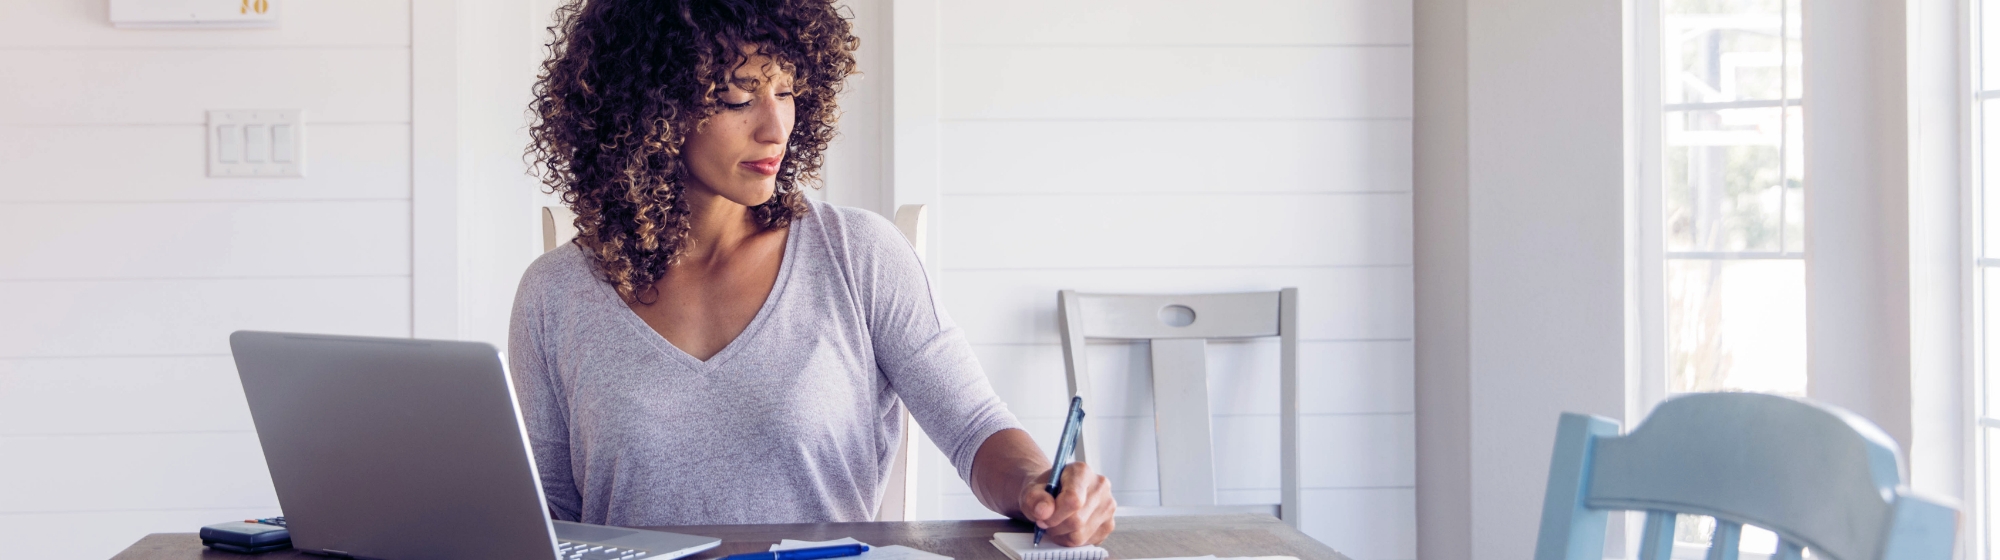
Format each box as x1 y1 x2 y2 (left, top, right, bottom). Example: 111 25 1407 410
751 97 789 144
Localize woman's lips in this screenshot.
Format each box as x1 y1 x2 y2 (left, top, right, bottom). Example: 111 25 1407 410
741 156 782 176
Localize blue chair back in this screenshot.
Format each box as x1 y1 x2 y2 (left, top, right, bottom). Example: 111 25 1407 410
1533 392 1958 560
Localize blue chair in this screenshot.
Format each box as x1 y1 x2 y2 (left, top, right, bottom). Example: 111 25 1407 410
1533 392 1958 560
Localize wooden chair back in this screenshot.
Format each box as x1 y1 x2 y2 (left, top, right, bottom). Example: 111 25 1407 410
1534 392 1958 560
542 206 578 253
876 204 926 521
1057 288 1300 527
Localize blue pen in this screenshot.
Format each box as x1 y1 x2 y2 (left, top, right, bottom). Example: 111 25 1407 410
719 543 870 560
1034 396 1087 546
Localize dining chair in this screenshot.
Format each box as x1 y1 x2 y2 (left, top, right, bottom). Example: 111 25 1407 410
542 205 578 253
538 203 930 521
1534 392 1958 560
876 203 926 522
1057 288 1301 527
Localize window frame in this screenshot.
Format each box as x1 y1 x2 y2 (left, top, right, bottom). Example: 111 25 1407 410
1969 0 1994 556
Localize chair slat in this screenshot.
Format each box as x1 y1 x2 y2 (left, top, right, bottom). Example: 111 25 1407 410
1150 338 1217 507
1706 521 1741 560
1638 512 1676 560
1057 291 1099 466
1278 287 1300 528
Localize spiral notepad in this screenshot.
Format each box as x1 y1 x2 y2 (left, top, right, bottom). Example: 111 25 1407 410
990 532 1109 560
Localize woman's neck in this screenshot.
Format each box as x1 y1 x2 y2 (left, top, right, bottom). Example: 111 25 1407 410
678 188 763 264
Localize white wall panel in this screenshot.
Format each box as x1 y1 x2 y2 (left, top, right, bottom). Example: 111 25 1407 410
0 356 251 435
0 49 410 124
940 46 1411 120
0 0 410 48
0 201 410 279
941 120 1411 195
0 432 275 513
940 194 1411 269
0 277 410 357
1208 414 1416 489
0 507 279 560
908 0 1410 554
1130 414 1410 490
935 493 1007 520
976 340 1415 419
0 3 418 554
969 413 1412 496
0 124 410 202
817 0 892 215
943 266 1414 344
1298 488 1416 560
941 0 1412 46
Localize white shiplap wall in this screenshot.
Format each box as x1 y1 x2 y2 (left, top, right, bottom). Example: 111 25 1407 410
0 2 413 558
920 1 1416 559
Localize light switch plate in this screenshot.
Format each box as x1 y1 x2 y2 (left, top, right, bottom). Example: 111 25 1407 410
208 110 303 178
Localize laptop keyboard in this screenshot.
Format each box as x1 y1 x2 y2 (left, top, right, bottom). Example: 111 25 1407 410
557 540 651 560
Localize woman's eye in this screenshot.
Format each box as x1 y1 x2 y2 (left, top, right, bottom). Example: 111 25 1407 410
721 99 753 110
776 91 795 99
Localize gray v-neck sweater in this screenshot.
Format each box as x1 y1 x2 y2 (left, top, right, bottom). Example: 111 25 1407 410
507 200 1021 526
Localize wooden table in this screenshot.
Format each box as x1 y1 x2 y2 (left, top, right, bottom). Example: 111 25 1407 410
111 514 1352 560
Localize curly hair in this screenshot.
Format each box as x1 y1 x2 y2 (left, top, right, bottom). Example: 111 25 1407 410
528 0 857 304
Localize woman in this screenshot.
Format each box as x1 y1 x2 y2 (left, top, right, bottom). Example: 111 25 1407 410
511 0 1117 547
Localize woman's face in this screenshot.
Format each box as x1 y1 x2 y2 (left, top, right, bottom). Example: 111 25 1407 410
681 54 796 207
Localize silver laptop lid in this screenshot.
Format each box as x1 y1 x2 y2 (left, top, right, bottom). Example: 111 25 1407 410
230 331 561 560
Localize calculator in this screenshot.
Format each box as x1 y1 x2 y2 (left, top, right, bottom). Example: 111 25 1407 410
200 517 291 554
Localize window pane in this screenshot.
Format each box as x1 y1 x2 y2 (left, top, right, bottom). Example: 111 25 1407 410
1987 269 2000 413
1665 1 1792 104
1665 107 1790 253
1781 105 1803 253
1667 259 1807 394
1985 0 2000 91
1987 99 2000 258
1989 426 2000 560
1783 0 1801 99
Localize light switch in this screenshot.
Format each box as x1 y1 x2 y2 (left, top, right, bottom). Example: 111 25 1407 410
272 124 294 162
217 125 242 163
244 125 269 163
208 110 304 178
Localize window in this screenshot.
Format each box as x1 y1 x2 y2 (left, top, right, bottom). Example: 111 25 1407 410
1657 0 1805 397
1637 0 1803 556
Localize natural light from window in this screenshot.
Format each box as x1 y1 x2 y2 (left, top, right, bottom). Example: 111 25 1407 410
1976 0 2000 557
1661 0 1805 398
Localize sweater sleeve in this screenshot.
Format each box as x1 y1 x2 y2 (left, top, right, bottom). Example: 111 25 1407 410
839 209 1024 484
508 262 584 521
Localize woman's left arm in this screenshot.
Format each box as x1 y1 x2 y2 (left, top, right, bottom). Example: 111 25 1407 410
970 428 1117 547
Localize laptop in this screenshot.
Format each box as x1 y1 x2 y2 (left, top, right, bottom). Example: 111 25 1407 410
229 331 722 560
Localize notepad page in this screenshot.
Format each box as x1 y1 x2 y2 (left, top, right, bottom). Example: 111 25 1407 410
990 532 1109 560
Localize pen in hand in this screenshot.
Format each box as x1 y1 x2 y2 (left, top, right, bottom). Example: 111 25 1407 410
1034 396 1087 547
